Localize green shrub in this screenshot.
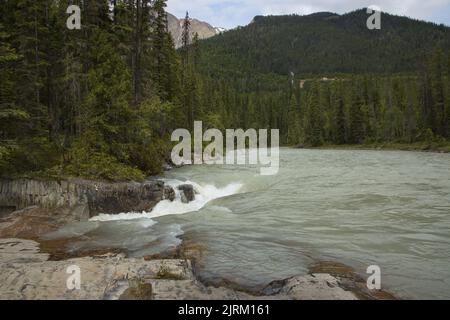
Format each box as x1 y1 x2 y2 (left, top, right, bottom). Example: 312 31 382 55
64 152 145 182
64 136 145 182
0 138 60 178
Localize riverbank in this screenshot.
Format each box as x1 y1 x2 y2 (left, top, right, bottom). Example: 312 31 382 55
310 141 450 153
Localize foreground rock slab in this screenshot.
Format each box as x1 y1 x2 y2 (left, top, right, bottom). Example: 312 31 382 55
0 238 192 300
0 206 89 240
0 238 359 300
263 274 357 300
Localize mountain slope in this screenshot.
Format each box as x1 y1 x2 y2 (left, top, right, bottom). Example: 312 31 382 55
167 13 223 48
197 9 450 76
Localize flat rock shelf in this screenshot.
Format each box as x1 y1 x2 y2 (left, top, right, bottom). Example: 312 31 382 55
0 238 361 300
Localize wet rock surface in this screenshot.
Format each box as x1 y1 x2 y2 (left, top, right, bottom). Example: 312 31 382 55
163 185 176 202
308 261 397 300
0 178 174 218
0 206 89 240
0 238 238 300
0 238 373 300
178 184 196 203
0 238 189 300
263 273 357 300
86 180 169 216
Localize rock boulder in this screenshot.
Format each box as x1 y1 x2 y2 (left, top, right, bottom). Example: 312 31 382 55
178 184 195 203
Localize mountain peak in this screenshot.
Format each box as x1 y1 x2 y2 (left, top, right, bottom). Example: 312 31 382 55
304 11 340 18
167 13 225 48
251 11 340 24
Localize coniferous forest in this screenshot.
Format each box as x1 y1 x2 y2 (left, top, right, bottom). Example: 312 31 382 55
1 2 450 181
1 0 191 180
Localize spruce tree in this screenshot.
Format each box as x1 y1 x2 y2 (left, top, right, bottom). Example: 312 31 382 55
181 11 191 67
192 32 200 68
349 83 365 144
13 0 50 135
305 82 324 146
336 97 347 144
0 23 29 173
149 0 179 103
286 93 299 145
447 52 450 137
429 48 445 136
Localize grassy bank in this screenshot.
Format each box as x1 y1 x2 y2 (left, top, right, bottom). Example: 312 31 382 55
313 141 450 153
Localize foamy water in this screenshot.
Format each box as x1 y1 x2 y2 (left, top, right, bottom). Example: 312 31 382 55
90 180 243 222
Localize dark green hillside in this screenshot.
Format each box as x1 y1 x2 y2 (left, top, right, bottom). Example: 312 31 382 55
198 9 450 76
191 9 450 148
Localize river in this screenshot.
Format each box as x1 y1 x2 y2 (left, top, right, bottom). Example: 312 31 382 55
44 148 450 299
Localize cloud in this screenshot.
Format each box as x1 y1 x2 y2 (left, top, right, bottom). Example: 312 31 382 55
167 0 450 28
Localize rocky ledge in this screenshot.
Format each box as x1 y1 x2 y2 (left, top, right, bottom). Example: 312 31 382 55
0 238 362 300
0 178 198 239
0 178 178 218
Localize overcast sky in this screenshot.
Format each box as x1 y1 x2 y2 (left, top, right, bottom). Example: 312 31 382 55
167 0 450 29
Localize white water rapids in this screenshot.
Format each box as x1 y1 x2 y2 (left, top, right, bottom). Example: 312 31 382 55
90 180 243 222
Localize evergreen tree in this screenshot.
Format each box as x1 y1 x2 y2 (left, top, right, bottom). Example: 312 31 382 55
192 32 200 68
179 11 202 129
0 22 28 171
335 97 347 144
13 0 49 136
349 83 365 144
305 82 324 146
405 85 418 143
286 93 300 145
429 48 446 136
447 52 450 137
181 11 191 65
